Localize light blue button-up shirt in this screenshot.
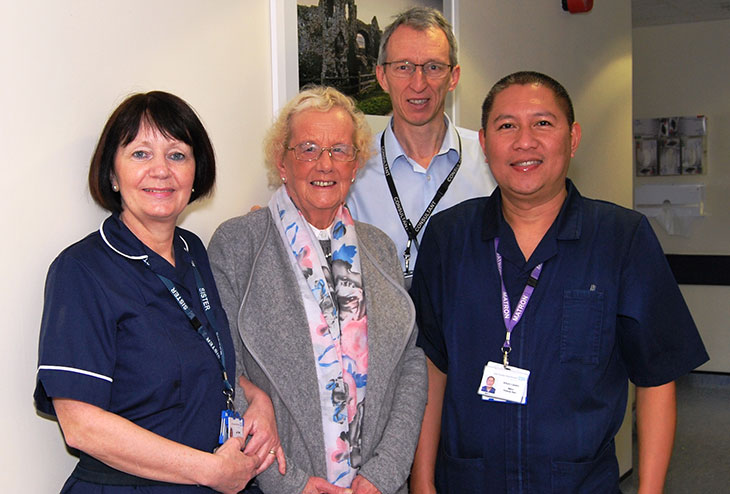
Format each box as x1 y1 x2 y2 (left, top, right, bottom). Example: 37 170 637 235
347 115 497 273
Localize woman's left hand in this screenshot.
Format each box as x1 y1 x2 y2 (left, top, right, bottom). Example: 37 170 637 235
239 375 287 475
351 475 381 494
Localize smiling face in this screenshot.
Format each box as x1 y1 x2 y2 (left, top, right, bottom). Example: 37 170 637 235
277 107 358 228
112 122 195 234
376 25 460 131
479 83 581 208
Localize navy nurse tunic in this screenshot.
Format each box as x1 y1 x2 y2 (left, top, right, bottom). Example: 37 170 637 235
35 214 235 493
411 180 708 494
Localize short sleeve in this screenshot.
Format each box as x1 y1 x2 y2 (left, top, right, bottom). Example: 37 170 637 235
410 222 449 373
616 217 708 386
34 253 117 415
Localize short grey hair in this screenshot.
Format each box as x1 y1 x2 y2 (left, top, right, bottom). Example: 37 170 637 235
263 86 373 187
377 6 458 67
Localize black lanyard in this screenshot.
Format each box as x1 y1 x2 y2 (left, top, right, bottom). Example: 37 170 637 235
380 129 463 274
147 242 235 410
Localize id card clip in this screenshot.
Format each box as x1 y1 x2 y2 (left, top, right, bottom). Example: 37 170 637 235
403 238 413 278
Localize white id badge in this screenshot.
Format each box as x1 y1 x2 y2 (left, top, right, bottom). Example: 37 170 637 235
477 361 530 405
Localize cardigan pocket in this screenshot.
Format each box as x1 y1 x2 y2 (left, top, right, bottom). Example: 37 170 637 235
560 289 604 365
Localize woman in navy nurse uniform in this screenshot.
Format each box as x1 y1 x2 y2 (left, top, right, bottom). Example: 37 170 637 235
34 91 284 493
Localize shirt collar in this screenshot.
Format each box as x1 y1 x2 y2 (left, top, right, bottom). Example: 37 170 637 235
307 221 332 241
383 114 460 171
481 179 583 265
437 113 460 155
554 179 583 241
99 212 191 280
99 213 150 260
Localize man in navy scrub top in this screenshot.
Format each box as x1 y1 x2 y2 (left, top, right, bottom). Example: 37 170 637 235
409 71 709 494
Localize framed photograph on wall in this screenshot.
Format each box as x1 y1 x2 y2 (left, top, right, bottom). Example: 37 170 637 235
270 0 457 120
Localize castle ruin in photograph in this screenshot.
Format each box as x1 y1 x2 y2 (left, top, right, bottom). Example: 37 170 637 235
298 0 392 115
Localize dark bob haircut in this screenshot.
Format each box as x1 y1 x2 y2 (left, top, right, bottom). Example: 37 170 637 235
481 71 575 130
88 91 215 213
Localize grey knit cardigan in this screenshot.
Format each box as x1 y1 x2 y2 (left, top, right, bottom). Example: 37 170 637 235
208 208 427 494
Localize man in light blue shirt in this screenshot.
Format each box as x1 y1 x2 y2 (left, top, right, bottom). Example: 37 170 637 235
347 7 496 281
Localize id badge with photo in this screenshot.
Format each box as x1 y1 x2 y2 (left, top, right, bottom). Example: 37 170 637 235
219 409 244 444
477 361 530 405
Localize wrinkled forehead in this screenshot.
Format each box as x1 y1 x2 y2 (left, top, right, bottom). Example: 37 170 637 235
387 24 450 60
287 107 354 141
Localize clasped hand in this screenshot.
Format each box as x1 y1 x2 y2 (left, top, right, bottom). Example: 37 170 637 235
239 375 287 475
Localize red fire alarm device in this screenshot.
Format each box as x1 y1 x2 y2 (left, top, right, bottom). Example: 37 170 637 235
562 0 594 14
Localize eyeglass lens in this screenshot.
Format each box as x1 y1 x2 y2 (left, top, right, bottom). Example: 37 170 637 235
386 61 450 78
292 142 357 162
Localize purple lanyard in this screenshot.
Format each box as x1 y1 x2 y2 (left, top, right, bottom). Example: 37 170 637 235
494 237 543 367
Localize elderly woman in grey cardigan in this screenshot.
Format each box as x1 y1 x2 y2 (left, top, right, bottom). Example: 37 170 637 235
208 86 427 494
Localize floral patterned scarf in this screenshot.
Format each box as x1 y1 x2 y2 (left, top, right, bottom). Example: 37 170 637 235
269 186 368 487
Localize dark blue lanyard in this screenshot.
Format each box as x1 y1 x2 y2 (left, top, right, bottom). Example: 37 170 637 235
146 248 235 409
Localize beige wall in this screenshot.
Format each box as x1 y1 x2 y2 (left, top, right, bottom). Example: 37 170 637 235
4 1 636 491
0 1 273 491
633 20 730 372
456 1 633 208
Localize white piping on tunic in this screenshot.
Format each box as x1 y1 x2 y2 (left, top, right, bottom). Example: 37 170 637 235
37 365 113 383
98 216 189 260
179 235 189 252
99 217 149 262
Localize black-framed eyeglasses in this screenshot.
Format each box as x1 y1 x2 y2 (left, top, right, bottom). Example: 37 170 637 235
286 142 358 162
382 60 453 79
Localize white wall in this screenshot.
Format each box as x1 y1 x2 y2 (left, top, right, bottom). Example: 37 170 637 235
0 1 273 491
3 1 637 491
633 20 730 372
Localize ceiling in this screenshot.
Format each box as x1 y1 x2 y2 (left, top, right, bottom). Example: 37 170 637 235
632 0 730 27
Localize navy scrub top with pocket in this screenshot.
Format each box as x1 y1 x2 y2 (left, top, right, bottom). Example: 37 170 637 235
412 180 708 494
35 213 235 493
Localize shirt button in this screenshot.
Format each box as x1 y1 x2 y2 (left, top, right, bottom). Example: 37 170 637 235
426 175 432 181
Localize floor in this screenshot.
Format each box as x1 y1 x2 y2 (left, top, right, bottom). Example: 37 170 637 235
619 372 730 493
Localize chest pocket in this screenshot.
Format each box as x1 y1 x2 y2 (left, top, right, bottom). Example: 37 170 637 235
560 289 604 364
